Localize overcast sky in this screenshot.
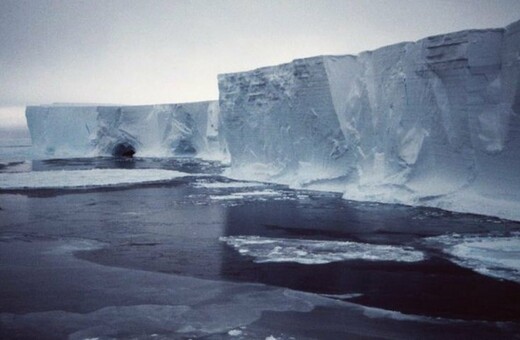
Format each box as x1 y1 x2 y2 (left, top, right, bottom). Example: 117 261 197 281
1 0 520 127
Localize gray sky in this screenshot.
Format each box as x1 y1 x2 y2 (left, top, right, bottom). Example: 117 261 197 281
1 0 520 127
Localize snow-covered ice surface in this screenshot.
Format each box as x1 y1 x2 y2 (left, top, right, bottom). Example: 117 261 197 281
0 169 191 189
2 234 516 339
0 236 317 339
220 236 425 264
218 19 520 221
426 233 520 283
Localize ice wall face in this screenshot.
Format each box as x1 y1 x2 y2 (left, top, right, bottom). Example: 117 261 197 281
219 58 351 184
26 102 228 160
219 20 520 220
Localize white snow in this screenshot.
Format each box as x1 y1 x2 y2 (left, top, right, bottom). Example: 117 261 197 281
219 236 425 264
0 169 190 189
426 233 520 283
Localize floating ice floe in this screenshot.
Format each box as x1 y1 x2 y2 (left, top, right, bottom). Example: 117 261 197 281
227 329 243 336
194 181 266 189
426 233 520 283
0 169 191 189
219 236 424 264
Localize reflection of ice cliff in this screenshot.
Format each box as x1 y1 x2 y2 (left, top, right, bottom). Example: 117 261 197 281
25 20 520 220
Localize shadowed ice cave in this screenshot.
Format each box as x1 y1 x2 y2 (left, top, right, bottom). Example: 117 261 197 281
112 142 136 158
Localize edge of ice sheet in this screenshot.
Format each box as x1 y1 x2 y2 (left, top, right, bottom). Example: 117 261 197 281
220 236 424 264
425 233 520 283
0 169 192 189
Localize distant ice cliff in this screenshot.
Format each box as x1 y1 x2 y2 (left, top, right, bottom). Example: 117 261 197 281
26 101 228 160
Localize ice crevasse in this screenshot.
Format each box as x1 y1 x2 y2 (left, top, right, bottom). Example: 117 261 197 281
26 20 520 221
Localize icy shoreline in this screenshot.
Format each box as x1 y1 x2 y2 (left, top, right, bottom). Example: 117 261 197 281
23 19 520 222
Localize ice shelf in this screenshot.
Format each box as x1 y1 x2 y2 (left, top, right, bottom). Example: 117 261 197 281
25 19 520 220
218 20 520 221
26 101 228 161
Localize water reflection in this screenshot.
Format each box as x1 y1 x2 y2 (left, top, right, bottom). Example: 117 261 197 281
218 196 520 321
2 156 520 322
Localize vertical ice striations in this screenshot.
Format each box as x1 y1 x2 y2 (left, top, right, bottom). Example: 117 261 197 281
218 57 351 186
26 105 99 157
26 101 229 160
219 20 520 220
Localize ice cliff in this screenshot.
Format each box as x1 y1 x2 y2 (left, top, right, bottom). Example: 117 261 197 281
26 101 228 160
218 20 520 220
25 20 520 220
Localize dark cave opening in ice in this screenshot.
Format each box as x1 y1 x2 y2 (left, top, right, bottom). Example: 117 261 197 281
112 142 136 158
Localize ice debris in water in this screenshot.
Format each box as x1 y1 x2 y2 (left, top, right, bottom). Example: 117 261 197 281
209 189 281 200
228 329 243 336
194 180 266 189
219 236 424 264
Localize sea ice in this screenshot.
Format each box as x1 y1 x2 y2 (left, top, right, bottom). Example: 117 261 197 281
209 190 281 201
426 233 520 283
194 181 266 189
219 236 424 264
0 169 191 189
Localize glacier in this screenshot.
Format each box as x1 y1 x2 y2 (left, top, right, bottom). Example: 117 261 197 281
25 19 520 220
